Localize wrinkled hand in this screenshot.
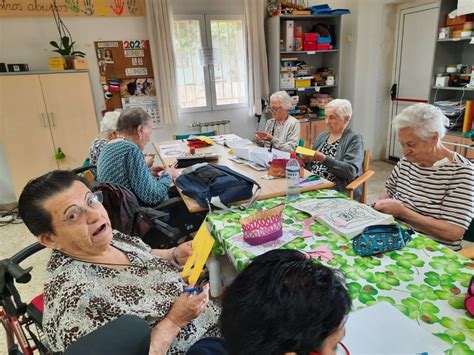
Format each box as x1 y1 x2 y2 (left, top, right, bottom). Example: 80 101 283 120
372 198 405 218
312 151 326 162
166 284 210 328
151 165 164 177
255 131 272 142
144 153 154 168
174 241 192 266
164 165 179 179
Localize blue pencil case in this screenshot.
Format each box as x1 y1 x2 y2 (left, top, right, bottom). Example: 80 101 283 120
352 224 414 257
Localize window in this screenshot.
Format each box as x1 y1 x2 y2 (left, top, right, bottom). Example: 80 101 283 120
173 14 247 112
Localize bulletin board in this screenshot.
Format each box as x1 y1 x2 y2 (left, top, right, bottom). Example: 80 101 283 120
95 40 161 128
0 0 145 17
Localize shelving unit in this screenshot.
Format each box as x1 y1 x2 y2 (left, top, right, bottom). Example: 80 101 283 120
429 0 474 157
265 14 343 104
265 13 346 148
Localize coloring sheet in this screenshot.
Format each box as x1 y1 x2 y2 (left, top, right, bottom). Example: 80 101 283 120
291 199 394 238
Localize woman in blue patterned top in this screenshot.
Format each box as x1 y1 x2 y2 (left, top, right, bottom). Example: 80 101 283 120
97 108 178 206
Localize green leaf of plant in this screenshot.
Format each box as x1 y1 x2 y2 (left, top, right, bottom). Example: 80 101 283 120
440 317 457 329
448 295 466 309
420 301 440 314
434 332 453 345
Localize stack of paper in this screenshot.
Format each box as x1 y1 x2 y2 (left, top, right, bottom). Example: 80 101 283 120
291 198 394 238
231 146 290 171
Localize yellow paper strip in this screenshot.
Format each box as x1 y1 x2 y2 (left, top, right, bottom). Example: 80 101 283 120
180 223 215 286
296 146 317 156
197 136 213 145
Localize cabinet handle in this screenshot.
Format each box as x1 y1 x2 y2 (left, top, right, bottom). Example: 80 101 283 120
40 113 47 127
50 112 56 127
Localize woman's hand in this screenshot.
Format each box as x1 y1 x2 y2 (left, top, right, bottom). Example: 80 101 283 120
255 131 273 142
312 151 326 162
173 241 192 266
144 153 154 168
164 165 179 180
372 198 406 218
151 165 164 177
165 284 210 328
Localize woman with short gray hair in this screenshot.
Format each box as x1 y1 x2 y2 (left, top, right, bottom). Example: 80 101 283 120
374 103 474 250
88 111 120 166
255 91 300 152
304 99 364 197
97 108 178 206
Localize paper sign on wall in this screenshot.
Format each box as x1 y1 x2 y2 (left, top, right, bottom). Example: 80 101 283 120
180 223 215 286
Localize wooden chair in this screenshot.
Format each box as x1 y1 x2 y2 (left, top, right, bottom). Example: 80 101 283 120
345 149 375 204
173 130 217 140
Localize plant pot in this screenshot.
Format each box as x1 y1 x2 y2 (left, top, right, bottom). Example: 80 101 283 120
63 55 75 70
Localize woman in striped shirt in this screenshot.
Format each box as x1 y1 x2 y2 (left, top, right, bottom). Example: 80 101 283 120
374 103 474 250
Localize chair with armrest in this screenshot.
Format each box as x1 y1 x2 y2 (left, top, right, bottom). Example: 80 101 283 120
173 130 217 140
345 149 375 204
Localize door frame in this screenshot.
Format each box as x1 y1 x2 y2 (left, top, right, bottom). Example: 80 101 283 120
386 1 439 160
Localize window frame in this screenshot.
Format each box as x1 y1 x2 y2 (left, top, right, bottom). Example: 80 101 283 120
173 13 248 113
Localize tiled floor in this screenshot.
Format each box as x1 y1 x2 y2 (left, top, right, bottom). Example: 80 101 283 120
0 159 401 350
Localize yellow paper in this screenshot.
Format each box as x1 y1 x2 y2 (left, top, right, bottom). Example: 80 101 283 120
197 136 213 145
296 146 317 156
180 223 215 286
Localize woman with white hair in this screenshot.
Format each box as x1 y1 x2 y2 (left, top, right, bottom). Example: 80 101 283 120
374 103 474 250
256 91 300 152
88 111 120 166
304 99 364 196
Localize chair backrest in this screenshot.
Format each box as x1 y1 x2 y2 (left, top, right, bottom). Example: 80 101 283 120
464 219 474 243
173 130 217 140
363 149 372 173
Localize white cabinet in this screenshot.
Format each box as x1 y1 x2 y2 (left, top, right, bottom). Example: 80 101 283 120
0 71 98 199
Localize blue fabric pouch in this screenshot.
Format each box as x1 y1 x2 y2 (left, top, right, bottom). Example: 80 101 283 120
352 224 414 257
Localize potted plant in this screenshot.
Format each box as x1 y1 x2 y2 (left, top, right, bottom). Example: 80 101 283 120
50 2 85 69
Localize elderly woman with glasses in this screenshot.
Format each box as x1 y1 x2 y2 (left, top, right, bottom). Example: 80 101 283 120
374 103 474 250
18 170 220 353
256 91 300 152
303 99 364 197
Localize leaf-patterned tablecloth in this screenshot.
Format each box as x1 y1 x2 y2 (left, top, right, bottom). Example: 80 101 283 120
207 190 474 354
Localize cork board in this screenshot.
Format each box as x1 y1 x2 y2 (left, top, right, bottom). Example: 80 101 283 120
0 0 145 17
95 40 161 127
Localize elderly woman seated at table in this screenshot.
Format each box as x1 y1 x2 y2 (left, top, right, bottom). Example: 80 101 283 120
88 111 120 166
304 99 364 196
374 103 474 250
18 170 220 353
255 91 300 152
97 108 178 206
188 249 352 355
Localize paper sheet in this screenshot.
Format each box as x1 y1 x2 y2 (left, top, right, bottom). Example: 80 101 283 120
180 223 215 286
344 302 449 354
159 143 185 158
296 146 317 156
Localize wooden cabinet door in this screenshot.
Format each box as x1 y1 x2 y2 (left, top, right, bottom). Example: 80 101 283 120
310 120 328 147
0 75 58 199
462 138 474 160
300 121 311 148
40 73 98 170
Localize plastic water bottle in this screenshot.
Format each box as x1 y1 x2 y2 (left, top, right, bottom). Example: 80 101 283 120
286 152 300 200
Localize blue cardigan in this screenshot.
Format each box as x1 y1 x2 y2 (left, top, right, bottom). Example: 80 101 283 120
97 140 172 206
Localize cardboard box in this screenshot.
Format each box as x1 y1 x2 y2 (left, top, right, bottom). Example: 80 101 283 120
316 43 332 50
446 14 474 26
48 57 65 71
304 33 318 41
280 73 295 89
303 41 317 51
285 21 294 51
295 78 311 87
73 58 89 69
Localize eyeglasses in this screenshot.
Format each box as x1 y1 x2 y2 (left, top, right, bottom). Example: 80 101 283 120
61 191 103 225
269 106 282 112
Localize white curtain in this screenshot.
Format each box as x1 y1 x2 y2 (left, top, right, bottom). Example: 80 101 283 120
145 0 178 124
244 0 270 116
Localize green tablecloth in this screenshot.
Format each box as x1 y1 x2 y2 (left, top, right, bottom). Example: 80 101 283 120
207 190 474 354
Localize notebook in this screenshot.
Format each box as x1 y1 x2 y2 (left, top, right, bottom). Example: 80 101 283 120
290 198 394 238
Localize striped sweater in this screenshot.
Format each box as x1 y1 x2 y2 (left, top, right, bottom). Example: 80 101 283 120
386 153 474 248
96 139 172 206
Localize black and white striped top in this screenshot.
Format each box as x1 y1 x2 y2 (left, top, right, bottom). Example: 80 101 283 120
386 153 474 249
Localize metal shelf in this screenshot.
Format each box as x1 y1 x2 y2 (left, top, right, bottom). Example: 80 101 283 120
280 49 338 54
431 86 474 91
282 85 337 91
437 37 473 42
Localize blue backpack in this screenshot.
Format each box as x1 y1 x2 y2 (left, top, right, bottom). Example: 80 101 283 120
175 164 261 211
